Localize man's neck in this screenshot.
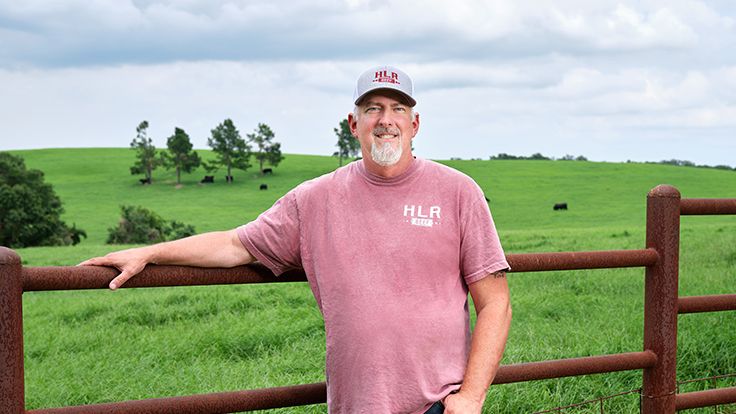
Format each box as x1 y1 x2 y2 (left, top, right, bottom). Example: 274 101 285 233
363 153 415 179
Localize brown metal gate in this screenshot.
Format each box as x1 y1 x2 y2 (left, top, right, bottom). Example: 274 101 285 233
1 184 736 413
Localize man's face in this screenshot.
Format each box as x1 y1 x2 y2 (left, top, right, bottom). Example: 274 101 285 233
348 91 419 168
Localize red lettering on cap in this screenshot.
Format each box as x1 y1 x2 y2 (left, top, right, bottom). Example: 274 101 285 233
372 70 401 85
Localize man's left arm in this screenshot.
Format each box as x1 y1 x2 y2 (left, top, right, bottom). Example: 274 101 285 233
444 270 512 414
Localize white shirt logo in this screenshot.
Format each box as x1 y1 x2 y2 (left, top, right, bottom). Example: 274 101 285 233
403 205 441 227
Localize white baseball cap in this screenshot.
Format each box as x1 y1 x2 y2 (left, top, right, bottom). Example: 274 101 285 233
353 65 416 107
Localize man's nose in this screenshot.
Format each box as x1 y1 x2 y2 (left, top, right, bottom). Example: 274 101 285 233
378 110 394 126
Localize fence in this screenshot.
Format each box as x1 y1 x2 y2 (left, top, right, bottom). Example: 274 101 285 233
1 184 735 413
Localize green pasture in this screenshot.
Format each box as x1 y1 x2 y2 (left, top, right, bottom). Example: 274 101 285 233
8 148 736 412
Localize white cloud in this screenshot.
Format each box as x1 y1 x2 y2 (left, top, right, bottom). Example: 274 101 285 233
1 0 732 67
603 5 696 49
0 0 734 166
4 57 734 165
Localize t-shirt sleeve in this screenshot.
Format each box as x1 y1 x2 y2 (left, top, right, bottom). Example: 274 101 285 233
459 184 510 285
236 190 302 276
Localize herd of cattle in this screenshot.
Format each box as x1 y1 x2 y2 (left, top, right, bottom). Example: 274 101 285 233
137 168 273 190
138 170 569 209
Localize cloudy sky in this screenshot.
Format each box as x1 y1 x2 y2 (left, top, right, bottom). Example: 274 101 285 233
1 0 734 166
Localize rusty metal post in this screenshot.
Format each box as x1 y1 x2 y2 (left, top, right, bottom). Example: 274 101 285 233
0 247 25 413
642 185 681 414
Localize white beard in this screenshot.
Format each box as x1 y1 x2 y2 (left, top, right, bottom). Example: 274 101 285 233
371 139 403 166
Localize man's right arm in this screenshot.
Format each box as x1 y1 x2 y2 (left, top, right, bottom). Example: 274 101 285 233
78 229 255 290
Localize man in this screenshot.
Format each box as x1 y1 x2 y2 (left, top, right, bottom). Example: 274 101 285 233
81 65 511 414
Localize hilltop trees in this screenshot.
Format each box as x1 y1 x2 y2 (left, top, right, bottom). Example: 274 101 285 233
333 118 360 166
129 120 159 183
206 119 252 181
127 120 289 184
247 123 284 173
162 127 201 185
0 152 86 247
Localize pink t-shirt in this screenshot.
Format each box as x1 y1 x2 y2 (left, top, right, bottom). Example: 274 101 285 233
237 158 508 414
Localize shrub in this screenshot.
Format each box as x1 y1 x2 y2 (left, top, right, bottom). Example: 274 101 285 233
107 205 196 244
166 220 197 241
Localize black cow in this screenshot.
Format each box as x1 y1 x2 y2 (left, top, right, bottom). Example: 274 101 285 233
262 168 273 175
225 175 234 183
260 184 268 190
553 203 568 211
139 177 151 185
200 175 214 183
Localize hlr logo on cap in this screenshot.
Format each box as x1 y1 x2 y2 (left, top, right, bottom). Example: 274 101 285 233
373 70 400 85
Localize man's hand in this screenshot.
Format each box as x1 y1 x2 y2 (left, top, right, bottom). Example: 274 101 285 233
78 246 153 290
443 391 483 414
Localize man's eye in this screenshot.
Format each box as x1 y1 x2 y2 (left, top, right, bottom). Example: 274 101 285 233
394 107 406 112
366 107 379 112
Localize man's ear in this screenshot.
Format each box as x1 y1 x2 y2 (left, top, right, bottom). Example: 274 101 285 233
412 111 420 137
348 112 358 137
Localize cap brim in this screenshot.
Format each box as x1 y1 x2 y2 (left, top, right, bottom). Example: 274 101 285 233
354 87 416 107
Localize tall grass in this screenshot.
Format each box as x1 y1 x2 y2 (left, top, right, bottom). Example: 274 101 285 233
9 149 736 412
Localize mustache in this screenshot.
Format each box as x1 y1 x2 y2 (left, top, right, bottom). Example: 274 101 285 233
372 127 400 135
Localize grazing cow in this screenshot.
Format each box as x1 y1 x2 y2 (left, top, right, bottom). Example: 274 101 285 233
260 184 268 190
139 178 151 185
262 168 273 175
200 175 214 183
553 203 568 211
225 175 234 183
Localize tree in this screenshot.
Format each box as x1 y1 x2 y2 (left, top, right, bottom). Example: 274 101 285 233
206 119 252 181
0 152 86 247
265 141 284 170
161 127 201 184
107 205 195 244
333 118 360 166
247 123 284 173
129 120 159 183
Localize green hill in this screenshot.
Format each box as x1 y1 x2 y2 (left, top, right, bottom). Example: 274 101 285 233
7 148 736 412
12 148 338 245
11 148 736 253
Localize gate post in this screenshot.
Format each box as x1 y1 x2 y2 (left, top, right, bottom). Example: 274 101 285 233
642 185 681 414
0 247 24 413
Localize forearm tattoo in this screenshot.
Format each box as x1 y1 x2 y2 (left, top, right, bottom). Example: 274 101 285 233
491 270 507 278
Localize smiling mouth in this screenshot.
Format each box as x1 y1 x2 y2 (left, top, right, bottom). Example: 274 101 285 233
374 134 398 140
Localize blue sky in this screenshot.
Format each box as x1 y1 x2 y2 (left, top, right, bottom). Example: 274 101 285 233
1 0 734 166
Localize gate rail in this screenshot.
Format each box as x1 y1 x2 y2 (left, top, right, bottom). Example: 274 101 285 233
1 184 736 413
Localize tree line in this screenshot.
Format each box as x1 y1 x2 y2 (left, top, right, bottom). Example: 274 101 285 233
487 152 734 170
131 119 284 185
133 116 368 185
489 153 588 161
645 159 735 171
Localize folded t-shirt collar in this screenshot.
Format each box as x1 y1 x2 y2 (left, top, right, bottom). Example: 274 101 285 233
357 157 423 186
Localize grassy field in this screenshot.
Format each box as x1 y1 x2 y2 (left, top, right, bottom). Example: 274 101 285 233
8 148 736 412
